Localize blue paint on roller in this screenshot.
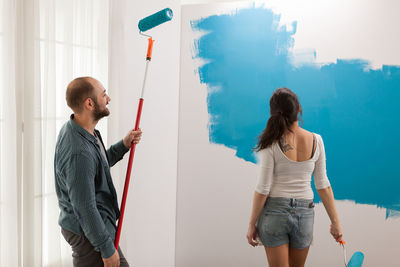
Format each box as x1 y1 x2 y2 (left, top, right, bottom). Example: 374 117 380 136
191 6 400 215
348 251 364 267
138 8 173 32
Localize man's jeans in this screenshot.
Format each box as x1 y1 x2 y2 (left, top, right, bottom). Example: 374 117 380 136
61 228 129 267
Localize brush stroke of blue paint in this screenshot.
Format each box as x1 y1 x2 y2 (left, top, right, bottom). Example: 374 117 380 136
191 7 400 215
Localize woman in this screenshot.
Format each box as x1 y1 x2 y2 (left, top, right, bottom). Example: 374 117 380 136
246 88 342 267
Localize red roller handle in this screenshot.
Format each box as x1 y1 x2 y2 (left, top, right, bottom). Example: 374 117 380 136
114 98 144 249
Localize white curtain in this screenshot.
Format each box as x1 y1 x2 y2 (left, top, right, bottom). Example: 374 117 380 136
0 0 109 266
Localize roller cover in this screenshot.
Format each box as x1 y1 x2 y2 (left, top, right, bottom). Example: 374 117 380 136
138 8 173 32
348 252 364 267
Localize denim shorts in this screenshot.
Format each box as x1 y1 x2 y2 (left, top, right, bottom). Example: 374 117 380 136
257 197 315 249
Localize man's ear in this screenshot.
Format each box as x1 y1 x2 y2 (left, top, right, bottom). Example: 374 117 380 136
84 98 95 111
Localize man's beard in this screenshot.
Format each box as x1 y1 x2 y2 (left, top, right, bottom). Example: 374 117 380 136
93 100 110 121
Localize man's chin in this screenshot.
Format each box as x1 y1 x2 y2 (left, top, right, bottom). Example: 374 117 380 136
93 110 110 121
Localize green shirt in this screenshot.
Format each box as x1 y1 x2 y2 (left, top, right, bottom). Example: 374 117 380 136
54 115 129 258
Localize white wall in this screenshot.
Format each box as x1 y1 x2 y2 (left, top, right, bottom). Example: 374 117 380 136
176 1 400 267
105 0 400 266
108 1 180 266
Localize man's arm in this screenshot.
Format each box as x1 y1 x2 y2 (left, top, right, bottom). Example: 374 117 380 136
106 129 142 167
106 140 130 167
65 152 116 258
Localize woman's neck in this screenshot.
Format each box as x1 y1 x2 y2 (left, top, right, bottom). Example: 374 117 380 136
289 121 300 132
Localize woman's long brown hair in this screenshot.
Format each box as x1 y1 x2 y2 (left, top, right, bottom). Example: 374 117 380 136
255 87 302 151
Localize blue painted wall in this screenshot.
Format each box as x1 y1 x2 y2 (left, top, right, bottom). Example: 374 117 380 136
191 6 400 214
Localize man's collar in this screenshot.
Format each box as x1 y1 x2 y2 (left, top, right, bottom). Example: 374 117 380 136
69 114 97 144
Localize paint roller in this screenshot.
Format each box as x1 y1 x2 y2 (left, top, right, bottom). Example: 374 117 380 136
114 8 173 249
340 240 365 267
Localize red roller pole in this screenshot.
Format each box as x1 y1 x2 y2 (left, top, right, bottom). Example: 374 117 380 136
115 38 154 249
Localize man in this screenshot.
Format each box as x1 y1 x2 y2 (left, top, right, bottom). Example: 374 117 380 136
55 77 141 267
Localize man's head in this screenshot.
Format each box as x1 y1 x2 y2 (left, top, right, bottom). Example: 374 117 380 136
66 77 111 121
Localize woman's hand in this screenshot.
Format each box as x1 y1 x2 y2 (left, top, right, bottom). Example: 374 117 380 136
246 224 259 247
330 222 343 242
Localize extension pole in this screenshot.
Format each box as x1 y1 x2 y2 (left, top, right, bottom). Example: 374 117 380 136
114 37 154 249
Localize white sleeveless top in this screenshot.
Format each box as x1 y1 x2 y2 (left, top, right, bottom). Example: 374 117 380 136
255 133 331 199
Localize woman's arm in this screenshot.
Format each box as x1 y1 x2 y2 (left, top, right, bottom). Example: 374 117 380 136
247 147 274 246
249 191 268 225
314 135 342 242
317 186 343 242
247 191 268 246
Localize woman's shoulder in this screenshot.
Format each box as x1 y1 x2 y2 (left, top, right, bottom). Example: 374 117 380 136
306 131 325 150
311 132 324 142
300 128 323 141
257 143 278 157
257 144 278 165
258 143 275 153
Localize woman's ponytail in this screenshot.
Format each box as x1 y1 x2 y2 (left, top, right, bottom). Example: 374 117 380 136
255 88 301 151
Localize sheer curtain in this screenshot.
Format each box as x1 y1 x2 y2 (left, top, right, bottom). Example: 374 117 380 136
0 0 109 266
0 0 20 266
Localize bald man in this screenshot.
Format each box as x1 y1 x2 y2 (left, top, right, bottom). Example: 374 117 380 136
55 77 141 267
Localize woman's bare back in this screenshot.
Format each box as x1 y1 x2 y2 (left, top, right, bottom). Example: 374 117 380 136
279 127 316 162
